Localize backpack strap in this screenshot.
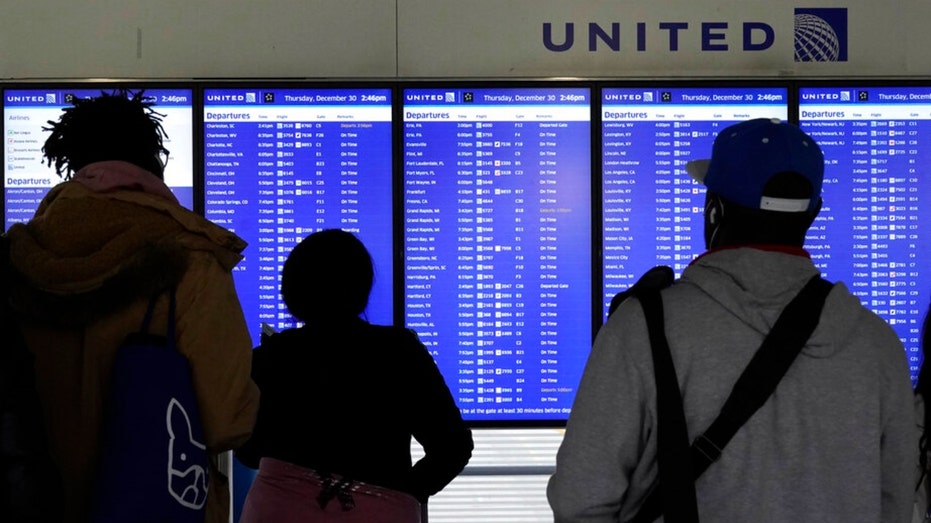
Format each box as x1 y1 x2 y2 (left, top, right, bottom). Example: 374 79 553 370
138 289 177 347
631 274 834 523
636 288 699 523
165 288 177 348
138 296 158 334
608 266 675 317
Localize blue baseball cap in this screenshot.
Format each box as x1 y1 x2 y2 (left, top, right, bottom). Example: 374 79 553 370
685 118 824 212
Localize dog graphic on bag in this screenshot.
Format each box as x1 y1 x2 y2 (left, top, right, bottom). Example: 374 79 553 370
167 398 208 509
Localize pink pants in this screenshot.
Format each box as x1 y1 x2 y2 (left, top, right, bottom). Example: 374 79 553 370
240 458 422 523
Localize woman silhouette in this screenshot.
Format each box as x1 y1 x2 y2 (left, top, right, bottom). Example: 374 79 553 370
236 229 473 523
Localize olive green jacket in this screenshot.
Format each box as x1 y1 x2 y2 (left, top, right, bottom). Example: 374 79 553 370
6 161 259 523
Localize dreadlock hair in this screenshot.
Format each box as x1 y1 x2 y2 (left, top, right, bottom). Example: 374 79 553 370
41 89 170 180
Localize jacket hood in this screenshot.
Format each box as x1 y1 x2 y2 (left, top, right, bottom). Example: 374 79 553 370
6 166 246 326
72 160 180 205
680 247 866 358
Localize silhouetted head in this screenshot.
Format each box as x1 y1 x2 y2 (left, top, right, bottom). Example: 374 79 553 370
686 118 824 249
42 89 170 180
281 229 374 324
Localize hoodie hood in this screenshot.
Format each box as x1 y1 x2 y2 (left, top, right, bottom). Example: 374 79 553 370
6 164 246 326
680 247 865 358
71 160 179 205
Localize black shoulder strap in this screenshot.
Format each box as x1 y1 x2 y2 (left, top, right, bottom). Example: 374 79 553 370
637 288 699 523
133 289 177 350
690 275 833 475
608 266 675 317
631 274 834 523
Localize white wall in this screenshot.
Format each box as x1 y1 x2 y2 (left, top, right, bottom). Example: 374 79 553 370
0 0 398 79
2 0 930 80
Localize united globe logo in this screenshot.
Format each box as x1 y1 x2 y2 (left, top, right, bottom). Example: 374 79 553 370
794 8 848 62
795 15 839 61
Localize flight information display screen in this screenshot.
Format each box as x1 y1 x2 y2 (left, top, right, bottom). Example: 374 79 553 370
402 86 592 422
203 87 394 344
799 85 931 382
3 87 195 230
601 86 789 317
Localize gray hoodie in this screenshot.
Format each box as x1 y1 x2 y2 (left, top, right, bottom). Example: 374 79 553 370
548 247 916 523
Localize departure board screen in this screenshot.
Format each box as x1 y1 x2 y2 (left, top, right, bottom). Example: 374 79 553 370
203 87 394 344
3 87 194 230
402 86 592 422
601 86 789 318
799 85 931 382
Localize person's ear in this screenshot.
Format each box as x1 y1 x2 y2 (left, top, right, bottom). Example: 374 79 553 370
706 194 724 225
703 192 725 249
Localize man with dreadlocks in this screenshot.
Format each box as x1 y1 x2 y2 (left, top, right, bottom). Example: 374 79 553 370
4 90 259 523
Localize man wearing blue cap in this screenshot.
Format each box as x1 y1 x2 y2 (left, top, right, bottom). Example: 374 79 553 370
548 118 916 522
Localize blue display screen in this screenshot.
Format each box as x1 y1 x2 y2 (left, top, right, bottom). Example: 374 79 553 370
601 86 789 317
202 88 394 345
3 88 195 230
799 86 931 382
402 87 593 422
